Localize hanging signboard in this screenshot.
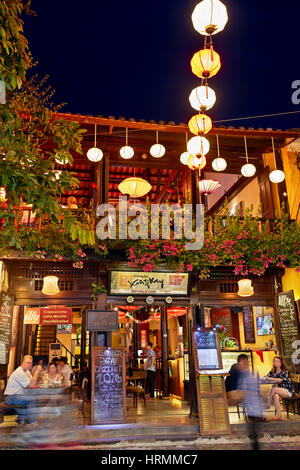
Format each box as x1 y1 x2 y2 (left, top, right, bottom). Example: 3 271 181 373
86 310 118 331
275 290 299 358
109 271 189 295
91 347 126 424
24 307 72 325
0 293 14 365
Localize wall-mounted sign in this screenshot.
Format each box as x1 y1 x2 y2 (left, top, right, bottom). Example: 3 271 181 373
109 271 189 296
242 306 255 344
275 290 299 358
24 307 72 325
87 310 118 331
57 324 72 334
0 293 13 365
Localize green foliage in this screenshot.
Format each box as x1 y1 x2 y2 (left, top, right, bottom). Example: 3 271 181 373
0 0 33 90
91 283 107 301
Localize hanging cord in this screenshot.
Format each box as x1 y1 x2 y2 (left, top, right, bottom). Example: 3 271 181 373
244 136 249 163
94 123 97 148
271 136 277 169
156 130 159 144
125 127 128 146
216 134 220 158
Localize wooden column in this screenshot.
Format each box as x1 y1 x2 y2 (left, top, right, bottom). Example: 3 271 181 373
15 305 24 368
80 309 87 370
133 321 138 368
160 305 169 397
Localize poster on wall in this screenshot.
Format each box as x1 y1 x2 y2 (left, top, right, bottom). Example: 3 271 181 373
109 271 189 295
0 293 14 365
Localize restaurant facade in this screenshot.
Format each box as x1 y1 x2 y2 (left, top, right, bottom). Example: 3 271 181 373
0 114 300 420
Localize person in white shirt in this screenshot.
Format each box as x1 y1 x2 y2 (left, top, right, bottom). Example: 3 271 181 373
57 357 73 386
4 355 42 424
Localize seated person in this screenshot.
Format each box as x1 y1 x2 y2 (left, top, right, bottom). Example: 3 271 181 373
32 359 47 384
264 356 295 421
4 355 42 425
42 363 63 386
225 354 250 405
57 357 73 386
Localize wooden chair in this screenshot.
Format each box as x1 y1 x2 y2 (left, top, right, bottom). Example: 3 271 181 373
236 403 248 422
126 371 146 407
0 388 27 424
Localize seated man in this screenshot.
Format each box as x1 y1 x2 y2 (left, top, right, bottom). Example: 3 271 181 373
57 357 73 386
225 354 249 405
4 355 42 425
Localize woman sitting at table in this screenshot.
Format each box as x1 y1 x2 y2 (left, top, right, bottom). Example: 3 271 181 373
264 356 295 420
42 363 63 387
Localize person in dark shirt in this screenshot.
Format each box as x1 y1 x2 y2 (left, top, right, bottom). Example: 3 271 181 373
225 354 250 405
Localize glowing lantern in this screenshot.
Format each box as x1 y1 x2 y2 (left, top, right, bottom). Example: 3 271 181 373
189 85 216 112
120 146 134 160
118 177 152 198
150 143 165 158
212 157 227 172
192 0 228 36
0 187 6 202
87 147 103 162
187 136 210 156
42 276 59 295
55 153 68 165
180 151 190 165
188 114 212 135
187 155 206 170
198 179 221 194
241 163 256 178
237 279 254 297
191 48 221 79
269 169 285 184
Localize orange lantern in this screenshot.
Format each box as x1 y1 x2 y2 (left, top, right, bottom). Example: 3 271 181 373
187 155 207 171
188 114 212 135
191 48 221 79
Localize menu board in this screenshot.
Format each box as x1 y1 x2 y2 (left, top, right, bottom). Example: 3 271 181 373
193 329 221 370
275 291 299 357
91 347 126 424
0 294 14 365
87 310 118 331
243 306 255 343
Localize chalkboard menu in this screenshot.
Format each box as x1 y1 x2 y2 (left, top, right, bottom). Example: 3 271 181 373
91 347 126 424
87 310 118 331
275 291 299 358
192 329 222 370
0 293 13 365
243 306 255 343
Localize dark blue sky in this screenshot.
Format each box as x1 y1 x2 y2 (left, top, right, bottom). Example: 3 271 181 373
25 0 300 129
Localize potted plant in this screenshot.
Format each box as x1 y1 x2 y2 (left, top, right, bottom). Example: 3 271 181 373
91 283 108 309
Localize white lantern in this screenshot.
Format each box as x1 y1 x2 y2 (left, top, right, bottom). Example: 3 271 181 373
269 169 285 184
212 157 227 172
189 85 216 112
87 147 103 162
150 143 166 158
120 145 134 160
187 136 210 156
237 279 254 297
55 153 68 165
180 151 190 165
241 163 256 178
192 0 228 36
42 276 59 295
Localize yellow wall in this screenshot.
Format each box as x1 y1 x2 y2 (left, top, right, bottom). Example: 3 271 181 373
281 146 300 222
282 268 300 301
228 177 261 215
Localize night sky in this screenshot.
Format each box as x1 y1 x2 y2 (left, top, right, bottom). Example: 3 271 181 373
24 0 300 130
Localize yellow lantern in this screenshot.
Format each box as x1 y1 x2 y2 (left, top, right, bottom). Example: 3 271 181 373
42 276 60 295
237 279 254 297
191 48 221 79
189 85 216 112
188 114 212 135
0 187 6 202
187 136 210 156
187 155 207 171
192 0 228 36
118 177 152 198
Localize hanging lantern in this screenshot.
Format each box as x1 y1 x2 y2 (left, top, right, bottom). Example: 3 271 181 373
180 151 190 165
241 136 256 177
237 279 254 297
55 152 68 165
87 147 103 162
187 136 210 156
199 179 221 194
241 163 256 178
212 135 227 171
118 177 152 198
42 276 59 295
187 155 207 170
269 138 285 184
188 114 212 135
192 0 228 36
191 49 221 79
189 85 216 112
0 187 6 202
269 169 285 184
120 128 134 160
87 124 104 162
150 131 166 158
120 146 134 160
212 158 227 172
